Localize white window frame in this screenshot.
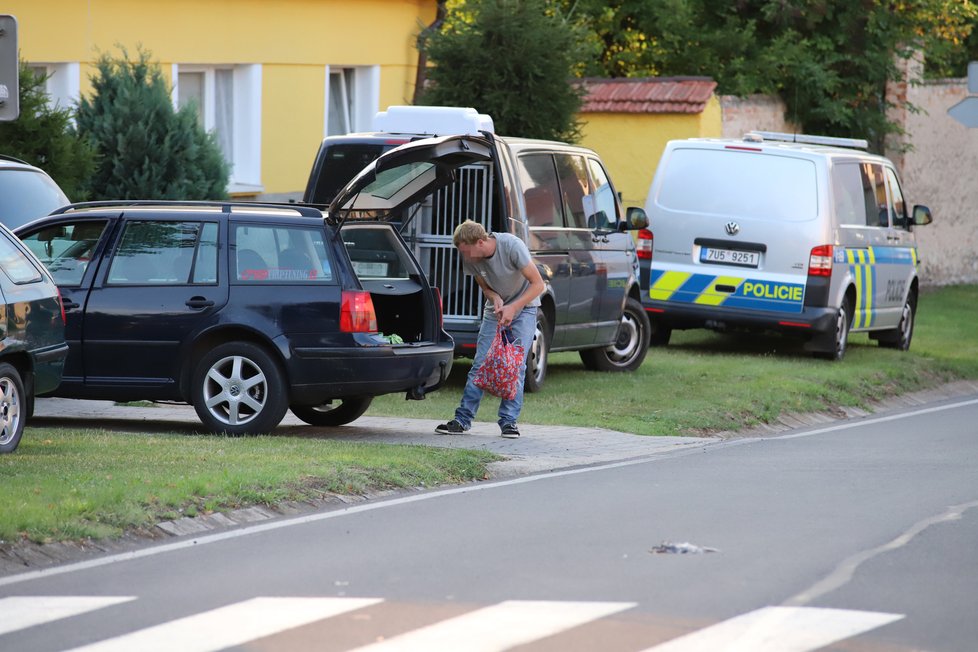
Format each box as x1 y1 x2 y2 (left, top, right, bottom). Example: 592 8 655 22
323 65 380 137
172 63 263 195
27 62 80 112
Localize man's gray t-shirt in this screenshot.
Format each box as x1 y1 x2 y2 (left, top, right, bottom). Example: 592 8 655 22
462 233 541 310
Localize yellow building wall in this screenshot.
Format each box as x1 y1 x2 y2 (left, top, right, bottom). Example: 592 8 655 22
7 0 437 195
578 95 722 209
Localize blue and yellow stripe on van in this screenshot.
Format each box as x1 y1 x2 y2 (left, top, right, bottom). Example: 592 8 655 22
846 248 875 328
648 270 805 313
842 246 918 329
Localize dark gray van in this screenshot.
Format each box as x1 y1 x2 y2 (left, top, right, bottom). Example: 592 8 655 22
304 106 651 390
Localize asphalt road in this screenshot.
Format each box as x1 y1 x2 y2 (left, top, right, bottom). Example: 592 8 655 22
2 391 977 651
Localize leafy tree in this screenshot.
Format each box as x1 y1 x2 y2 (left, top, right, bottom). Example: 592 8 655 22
0 62 96 199
562 0 978 151
75 46 228 200
420 0 588 142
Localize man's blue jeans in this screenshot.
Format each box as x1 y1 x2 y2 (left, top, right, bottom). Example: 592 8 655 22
454 306 538 429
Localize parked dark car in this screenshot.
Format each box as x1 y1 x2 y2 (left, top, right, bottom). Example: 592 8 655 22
0 155 70 229
15 135 490 435
0 223 68 453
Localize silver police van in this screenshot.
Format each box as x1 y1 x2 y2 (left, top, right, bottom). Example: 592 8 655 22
640 131 933 360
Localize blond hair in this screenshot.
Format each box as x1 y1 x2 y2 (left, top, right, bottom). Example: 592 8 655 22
453 219 488 247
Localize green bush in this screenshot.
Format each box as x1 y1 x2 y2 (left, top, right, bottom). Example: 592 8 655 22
75 46 229 200
421 0 586 142
0 62 96 200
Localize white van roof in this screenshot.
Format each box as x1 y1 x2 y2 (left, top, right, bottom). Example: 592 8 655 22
372 105 494 136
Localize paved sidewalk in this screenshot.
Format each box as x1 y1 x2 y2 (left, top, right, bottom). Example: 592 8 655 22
32 398 710 478
32 378 978 476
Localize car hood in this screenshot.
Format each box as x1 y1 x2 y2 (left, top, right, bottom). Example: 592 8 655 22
325 134 493 226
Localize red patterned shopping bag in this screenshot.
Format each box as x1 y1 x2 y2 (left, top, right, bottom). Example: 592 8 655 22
474 325 525 400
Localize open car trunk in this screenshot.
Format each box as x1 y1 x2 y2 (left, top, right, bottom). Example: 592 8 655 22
341 223 439 344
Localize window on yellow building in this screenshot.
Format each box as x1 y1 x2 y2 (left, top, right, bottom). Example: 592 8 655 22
26 62 80 113
324 65 380 137
174 64 262 195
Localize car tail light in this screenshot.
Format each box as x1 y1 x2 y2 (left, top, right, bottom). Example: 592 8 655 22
637 229 653 260
432 286 444 328
56 287 66 325
808 245 833 277
340 290 378 333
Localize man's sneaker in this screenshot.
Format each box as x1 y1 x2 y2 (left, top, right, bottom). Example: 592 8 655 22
500 423 521 438
435 419 467 435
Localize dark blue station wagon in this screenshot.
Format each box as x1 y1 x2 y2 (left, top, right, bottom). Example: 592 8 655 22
16 135 490 435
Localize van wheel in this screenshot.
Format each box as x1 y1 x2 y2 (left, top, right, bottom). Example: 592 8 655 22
0 363 25 454
524 310 550 393
580 297 651 372
649 317 672 347
192 342 289 435
816 297 852 361
291 397 373 427
877 292 916 351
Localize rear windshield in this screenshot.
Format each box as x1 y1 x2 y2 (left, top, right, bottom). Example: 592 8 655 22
0 169 70 229
656 148 818 221
308 144 391 204
341 224 417 280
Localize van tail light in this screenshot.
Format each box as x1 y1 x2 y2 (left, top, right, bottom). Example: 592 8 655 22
56 288 66 325
637 229 653 260
340 290 378 333
432 286 444 328
808 245 833 277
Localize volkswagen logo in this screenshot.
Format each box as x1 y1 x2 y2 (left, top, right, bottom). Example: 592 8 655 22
724 222 740 236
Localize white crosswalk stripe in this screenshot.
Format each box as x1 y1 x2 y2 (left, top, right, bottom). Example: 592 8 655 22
348 599 637 651
62 596 382 652
0 596 135 636
0 596 905 651
641 606 904 652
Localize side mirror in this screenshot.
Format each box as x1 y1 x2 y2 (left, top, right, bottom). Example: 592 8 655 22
913 205 933 226
621 207 649 231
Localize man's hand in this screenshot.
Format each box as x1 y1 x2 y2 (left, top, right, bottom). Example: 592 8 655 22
497 302 517 326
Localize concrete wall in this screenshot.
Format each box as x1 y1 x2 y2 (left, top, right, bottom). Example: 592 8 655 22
893 78 978 285
719 88 978 286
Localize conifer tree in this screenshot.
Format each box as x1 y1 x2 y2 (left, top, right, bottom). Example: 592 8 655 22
75 47 229 200
0 63 95 200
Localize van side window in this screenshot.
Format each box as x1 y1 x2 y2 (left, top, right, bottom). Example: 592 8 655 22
554 154 590 229
884 167 908 229
586 158 620 229
517 154 563 228
831 164 863 226
860 163 889 227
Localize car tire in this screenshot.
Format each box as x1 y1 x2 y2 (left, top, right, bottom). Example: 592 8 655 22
291 397 373 427
191 342 289 435
523 310 551 393
816 296 852 361
877 291 916 351
0 363 25 454
579 297 651 372
649 317 672 347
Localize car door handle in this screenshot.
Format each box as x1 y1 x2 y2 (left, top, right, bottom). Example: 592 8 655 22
186 297 215 309
61 299 80 311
